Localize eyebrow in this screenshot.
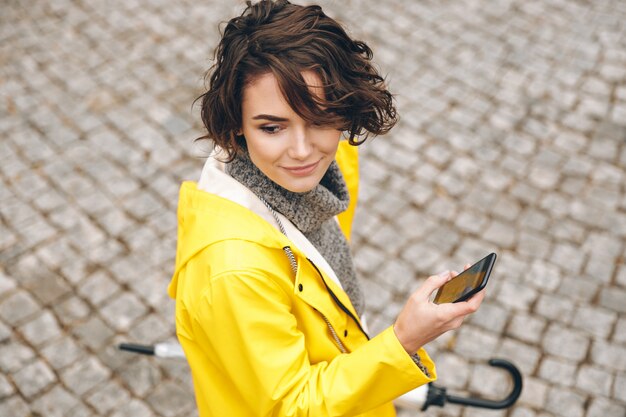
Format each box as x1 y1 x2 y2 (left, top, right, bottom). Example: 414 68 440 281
251 114 289 122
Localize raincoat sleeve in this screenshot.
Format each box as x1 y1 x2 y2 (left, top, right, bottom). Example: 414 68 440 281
189 267 435 417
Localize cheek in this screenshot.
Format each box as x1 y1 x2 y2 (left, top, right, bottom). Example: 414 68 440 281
245 135 282 167
323 131 342 153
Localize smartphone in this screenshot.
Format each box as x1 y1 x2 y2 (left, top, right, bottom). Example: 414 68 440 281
433 253 497 304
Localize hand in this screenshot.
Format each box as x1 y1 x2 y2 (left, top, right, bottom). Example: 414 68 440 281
393 268 485 354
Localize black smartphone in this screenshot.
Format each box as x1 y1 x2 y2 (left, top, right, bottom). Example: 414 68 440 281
433 253 497 304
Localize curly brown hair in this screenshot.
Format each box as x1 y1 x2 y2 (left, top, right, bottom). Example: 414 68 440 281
197 0 397 160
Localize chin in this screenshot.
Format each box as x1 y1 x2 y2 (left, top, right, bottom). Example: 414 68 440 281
282 183 317 193
278 177 321 193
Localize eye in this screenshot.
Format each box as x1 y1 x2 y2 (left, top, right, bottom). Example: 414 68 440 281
260 125 282 134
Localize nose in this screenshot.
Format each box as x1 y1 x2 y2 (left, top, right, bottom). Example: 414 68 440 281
287 126 313 160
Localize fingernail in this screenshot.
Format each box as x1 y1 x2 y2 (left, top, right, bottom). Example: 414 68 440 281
438 270 450 278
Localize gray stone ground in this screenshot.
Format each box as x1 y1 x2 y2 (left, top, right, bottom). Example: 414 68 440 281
1 0 625 416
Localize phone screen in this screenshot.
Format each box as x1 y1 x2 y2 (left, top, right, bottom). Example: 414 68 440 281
433 253 497 304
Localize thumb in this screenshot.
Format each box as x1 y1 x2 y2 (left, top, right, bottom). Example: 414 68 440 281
419 271 451 297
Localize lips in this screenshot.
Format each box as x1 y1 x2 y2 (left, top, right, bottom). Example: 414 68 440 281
282 160 320 176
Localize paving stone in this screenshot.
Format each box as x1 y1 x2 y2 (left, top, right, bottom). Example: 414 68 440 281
100 291 148 332
483 220 517 249
495 281 537 312
453 325 500 361
525 260 562 292
468 361 513 400
428 351 469 390
354 243 389 273
544 386 586 417
118 356 163 397
464 406 506 417
61 356 111 396
0 372 14 398
614 373 626 402
19 309 62 347
0 289 40 326
584 256 617 284
30 385 82 417
528 165 561 190
549 219 586 244
52 295 92 326
361 276 394 312
586 396 626 417
467 301 509 334
0 339 37 374
78 270 121 307
510 407 538 417
131 269 173 308
0 320 10 343
109 398 154 417
519 208 550 232
598 286 626 314
507 313 547 344
34 237 81 271
575 365 613 397
614 317 626 345
120 224 161 254
376 259 420 294
127 313 173 346
0 395 30 417
85 380 131 415
591 340 626 372
108 253 154 285
423 226 461 255
517 230 552 260
539 193 571 221
454 209 489 235
538 356 577 386
542 323 590 362
144 205 178 235
12 358 56 399
9 257 72 306
41 336 84 370
426 197 457 222
72 316 116 351
146 379 195 417
571 305 617 339
496 339 542 376
0 271 16 296
401 241 443 274
555 275 600 304
86 238 127 265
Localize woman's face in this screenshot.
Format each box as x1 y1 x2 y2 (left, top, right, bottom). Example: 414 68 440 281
240 71 342 193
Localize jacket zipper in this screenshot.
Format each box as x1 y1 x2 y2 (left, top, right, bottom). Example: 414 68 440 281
307 258 370 341
321 314 347 353
275 234 366 353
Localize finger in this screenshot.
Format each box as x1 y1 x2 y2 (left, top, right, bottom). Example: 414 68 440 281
464 263 471 271
467 288 486 308
418 272 451 297
459 289 486 314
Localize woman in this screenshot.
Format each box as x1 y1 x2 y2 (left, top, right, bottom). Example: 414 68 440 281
167 1 484 416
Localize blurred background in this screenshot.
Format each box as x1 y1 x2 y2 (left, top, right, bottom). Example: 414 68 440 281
1 0 625 416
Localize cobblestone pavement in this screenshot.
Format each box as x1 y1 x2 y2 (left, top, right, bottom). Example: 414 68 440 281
1 0 625 416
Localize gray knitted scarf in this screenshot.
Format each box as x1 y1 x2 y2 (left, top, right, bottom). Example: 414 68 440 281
227 154 365 317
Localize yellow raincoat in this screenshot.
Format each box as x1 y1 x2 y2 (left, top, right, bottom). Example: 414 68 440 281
168 142 436 416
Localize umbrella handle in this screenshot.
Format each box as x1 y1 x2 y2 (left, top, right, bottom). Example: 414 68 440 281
423 358 523 410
